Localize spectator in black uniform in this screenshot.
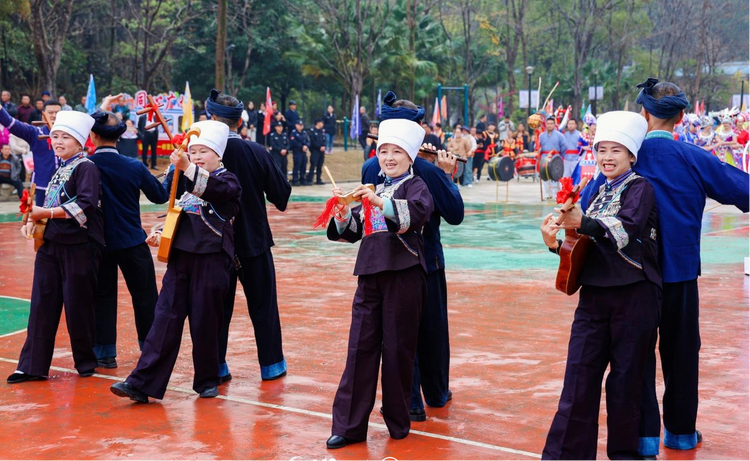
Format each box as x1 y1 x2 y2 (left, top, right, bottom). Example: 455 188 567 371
289 119 310 186
475 114 487 133
307 119 327 185
268 121 289 176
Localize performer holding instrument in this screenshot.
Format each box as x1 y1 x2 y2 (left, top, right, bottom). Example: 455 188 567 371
322 116 434 449
362 92 464 422
8 111 102 384
539 111 660 459
111 120 241 403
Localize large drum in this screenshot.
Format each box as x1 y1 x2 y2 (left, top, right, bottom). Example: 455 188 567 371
515 152 537 180
488 155 515 182
539 154 564 181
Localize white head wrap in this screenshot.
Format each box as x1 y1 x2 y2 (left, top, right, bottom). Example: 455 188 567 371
50 111 95 148
593 111 648 164
187 120 229 158
376 119 425 161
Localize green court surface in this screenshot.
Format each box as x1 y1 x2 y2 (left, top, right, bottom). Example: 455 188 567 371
0 296 30 336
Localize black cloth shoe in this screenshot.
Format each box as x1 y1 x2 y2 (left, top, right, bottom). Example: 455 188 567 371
110 382 149 403
199 386 218 398
302 181 313 186
326 435 359 449
696 431 703 444
7 372 44 384
292 181 301 186
220 373 232 384
79 369 95 377
97 357 118 369
410 407 426 422
447 389 452 401
315 180 326 185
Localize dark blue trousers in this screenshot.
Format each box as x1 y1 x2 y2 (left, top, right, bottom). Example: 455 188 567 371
93 243 157 359
411 268 450 410
126 250 231 399
639 280 701 451
18 240 102 375
219 249 286 380
292 150 307 183
542 281 660 460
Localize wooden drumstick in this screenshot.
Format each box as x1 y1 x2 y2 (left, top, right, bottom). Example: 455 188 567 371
323 166 337 189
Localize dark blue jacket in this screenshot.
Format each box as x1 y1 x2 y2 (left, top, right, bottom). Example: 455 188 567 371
0 106 57 190
581 132 749 283
90 146 169 250
362 156 464 273
289 128 310 152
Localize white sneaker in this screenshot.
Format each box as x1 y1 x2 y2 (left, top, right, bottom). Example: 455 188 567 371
468 184 473 188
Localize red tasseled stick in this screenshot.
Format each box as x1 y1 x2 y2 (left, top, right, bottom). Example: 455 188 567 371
556 177 579 204
18 190 30 214
313 196 341 228
362 197 373 236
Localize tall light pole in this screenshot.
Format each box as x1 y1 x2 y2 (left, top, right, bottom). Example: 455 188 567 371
592 68 599 116
526 66 534 118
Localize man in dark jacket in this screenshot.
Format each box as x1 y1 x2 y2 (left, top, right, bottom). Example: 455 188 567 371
307 119 327 185
323 106 336 154
284 100 300 133
88 108 169 369
358 106 370 149
289 119 310 186
138 113 159 169
206 90 292 382
0 90 17 118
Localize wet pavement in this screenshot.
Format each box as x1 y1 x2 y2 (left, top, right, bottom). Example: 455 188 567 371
0 200 746 459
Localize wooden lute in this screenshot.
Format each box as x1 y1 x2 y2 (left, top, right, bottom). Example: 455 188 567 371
156 127 200 263
554 177 592 296
136 94 196 263
20 182 46 251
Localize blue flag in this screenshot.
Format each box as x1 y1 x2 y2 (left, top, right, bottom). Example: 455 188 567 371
85 74 97 114
349 95 360 139
375 89 382 119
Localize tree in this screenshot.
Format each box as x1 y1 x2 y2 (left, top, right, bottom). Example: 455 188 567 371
286 0 396 110
29 0 75 95
215 0 227 90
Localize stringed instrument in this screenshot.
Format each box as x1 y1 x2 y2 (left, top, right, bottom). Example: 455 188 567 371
366 133 467 163
19 182 47 251
135 94 195 263
31 111 54 140
156 127 200 263
554 177 592 296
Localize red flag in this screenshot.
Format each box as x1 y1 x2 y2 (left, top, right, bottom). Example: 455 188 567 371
263 87 274 136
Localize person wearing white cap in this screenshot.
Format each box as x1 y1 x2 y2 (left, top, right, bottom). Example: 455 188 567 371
9 110 104 384
539 111 662 459
323 117 434 449
111 120 242 403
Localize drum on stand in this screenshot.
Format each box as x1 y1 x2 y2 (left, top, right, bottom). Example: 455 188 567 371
454 160 465 180
539 154 564 181
488 155 515 182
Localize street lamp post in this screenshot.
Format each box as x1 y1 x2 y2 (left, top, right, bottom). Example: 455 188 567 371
526 66 534 118
592 68 599 116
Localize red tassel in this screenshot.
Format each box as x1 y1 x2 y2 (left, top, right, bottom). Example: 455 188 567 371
362 197 373 236
18 190 30 214
556 177 579 204
313 196 341 228
47 138 52 150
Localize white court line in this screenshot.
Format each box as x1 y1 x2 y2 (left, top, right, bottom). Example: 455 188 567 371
0 329 26 339
0 356 541 459
0 295 31 302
